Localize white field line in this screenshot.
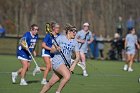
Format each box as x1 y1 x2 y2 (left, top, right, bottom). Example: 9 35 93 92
0 71 125 77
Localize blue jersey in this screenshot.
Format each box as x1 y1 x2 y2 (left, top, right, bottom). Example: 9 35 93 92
17 32 38 60
42 33 59 57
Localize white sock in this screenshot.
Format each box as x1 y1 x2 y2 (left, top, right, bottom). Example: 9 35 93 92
21 78 25 82
82 62 85 66
42 78 46 81
83 70 87 73
56 91 60 93
124 64 128 66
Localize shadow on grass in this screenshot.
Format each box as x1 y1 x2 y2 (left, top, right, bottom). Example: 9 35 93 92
27 80 40 84
12 83 19 84
72 73 83 76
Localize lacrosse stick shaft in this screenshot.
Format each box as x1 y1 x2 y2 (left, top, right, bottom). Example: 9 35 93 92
45 23 70 68
27 49 39 67
52 37 70 68
79 32 89 49
20 37 39 68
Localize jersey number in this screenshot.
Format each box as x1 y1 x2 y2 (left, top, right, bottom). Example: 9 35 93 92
29 43 36 48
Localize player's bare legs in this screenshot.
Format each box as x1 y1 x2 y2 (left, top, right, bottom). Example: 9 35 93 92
20 61 30 78
128 54 135 72
56 64 71 92
12 60 30 85
80 52 88 76
123 54 130 71
40 72 61 93
41 56 52 84
20 60 30 85
40 64 70 93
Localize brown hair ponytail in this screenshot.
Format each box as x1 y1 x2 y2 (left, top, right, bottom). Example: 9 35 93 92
65 24 77 34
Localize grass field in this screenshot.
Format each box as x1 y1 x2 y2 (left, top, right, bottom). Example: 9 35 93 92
0 55 140 93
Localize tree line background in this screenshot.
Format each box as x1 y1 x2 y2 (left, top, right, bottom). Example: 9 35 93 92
0 0 140 37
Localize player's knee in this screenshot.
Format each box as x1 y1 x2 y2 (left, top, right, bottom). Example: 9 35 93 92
23 65 28 70
45 67 51 72
64 73 71 81
46 65 51 71
127 59 130 62
130 59 134 62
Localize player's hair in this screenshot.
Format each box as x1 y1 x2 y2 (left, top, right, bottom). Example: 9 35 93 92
128 27 135 34
30 24 38 30
65 23 77 34
50 21 59 30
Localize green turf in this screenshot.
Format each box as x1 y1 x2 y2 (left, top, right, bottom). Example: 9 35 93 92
0 55 140 93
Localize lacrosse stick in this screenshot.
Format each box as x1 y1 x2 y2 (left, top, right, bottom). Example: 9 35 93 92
79 32 89 49
45 23 71 68
19 37 41 73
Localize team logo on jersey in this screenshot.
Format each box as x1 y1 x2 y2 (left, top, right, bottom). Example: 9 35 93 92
30 39 36 42
62 42 75 54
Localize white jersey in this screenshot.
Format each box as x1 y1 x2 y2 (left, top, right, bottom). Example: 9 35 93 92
76 30 92 53
126 34 137 50
52 35 79 65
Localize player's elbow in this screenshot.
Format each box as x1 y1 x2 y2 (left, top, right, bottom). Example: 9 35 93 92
50 45 58 53
42 42 46 48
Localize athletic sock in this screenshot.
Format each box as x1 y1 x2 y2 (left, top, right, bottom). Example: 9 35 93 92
21 78 25 82
56 92 60 93
82 61 86 66
124 64 128 66
83 70 87 73
42 78 46 81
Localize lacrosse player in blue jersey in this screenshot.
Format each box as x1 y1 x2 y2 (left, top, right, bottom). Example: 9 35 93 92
76 23 93 77
40 24 80 93
123 28 140 72
11 24 39 85
33 22 60 84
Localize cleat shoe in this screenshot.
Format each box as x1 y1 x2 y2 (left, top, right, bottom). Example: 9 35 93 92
83 70 88 77
41 79 48 85
11 72 18 83
138 78 140 83
77 62 85 70
20 79 28 85
128 68 133 72
123 65 128 71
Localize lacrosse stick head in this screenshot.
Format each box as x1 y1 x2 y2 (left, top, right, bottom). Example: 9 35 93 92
33 65 41 76
36 66 41 72
19 37 28 49
45 23 52 34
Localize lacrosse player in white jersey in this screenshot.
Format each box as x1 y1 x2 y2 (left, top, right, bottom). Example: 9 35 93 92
76 23 93 76
40 24 80 93
123 28 140 72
